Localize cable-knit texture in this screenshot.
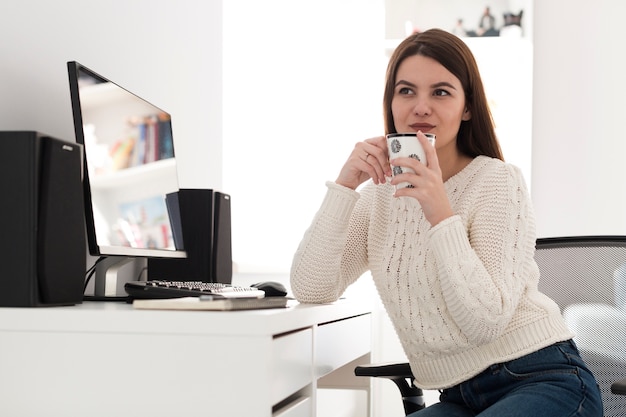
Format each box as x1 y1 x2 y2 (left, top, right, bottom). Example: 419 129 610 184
290 156 574 389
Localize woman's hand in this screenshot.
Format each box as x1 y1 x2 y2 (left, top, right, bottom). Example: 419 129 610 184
389 131 454 226
336 136 391 190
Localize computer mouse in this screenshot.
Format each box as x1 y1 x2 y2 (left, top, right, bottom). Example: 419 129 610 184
251 281 288 297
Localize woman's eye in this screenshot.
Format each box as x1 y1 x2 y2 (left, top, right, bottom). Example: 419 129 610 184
398 87 414 95
434 89 450 97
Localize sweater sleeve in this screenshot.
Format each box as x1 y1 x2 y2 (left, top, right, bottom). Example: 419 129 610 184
428 163 537 345
290 181 371 303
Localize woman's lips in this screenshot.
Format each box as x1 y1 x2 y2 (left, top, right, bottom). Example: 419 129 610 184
409 123 434 132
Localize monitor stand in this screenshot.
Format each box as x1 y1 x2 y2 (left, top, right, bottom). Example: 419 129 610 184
92 257 136 299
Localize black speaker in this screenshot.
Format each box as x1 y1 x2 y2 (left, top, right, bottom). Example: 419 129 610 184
147 189 232 284
0 131 86 307
212 192 232 282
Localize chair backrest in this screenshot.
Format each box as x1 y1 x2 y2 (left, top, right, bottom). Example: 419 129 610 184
536 236 626 417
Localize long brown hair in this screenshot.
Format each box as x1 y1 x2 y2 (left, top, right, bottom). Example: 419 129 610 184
383 29 503 161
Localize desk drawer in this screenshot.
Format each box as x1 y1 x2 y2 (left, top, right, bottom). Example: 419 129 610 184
272 328 313 404
315 313 371 377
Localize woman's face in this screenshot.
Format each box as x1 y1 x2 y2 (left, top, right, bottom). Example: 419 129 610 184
391 54 471 155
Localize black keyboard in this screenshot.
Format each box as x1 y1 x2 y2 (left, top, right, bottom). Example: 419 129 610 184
124 280 266 300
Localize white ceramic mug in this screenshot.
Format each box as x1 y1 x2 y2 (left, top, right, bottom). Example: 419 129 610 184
387 132 436 189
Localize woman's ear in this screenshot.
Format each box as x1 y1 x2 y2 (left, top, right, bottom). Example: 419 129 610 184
462 107 471 121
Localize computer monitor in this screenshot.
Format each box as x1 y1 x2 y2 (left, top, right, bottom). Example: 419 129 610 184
67 61 186 297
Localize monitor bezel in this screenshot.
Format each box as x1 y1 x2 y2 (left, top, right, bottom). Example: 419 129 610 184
67 61 186 260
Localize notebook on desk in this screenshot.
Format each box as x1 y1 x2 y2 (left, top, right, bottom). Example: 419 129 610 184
132 296 290 311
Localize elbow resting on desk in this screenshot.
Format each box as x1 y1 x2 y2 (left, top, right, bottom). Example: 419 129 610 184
290 283 343 304
290 273 344 304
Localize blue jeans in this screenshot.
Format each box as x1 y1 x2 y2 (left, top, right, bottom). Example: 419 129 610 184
410 340 603 417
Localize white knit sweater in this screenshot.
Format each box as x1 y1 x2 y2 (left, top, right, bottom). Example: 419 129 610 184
290 156 573 389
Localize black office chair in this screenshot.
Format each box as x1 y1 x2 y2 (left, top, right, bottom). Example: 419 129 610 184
355 236 626 416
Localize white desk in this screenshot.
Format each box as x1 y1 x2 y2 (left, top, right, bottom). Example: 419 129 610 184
0 299 372 417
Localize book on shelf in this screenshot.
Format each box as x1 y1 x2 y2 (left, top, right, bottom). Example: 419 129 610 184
109 112 175 172
132 113 174 166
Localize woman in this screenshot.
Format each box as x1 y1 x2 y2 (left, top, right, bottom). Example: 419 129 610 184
290 29 603 416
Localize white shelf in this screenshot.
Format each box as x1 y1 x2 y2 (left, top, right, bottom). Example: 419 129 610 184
89 158 176 189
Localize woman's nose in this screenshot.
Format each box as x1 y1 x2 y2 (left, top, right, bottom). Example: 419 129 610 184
413 97 431 116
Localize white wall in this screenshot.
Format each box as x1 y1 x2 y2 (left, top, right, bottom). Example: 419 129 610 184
0 0 223 190
222 0 387 274
532 1 626 236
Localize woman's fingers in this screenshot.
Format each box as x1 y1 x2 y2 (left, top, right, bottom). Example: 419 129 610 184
336 136 389 189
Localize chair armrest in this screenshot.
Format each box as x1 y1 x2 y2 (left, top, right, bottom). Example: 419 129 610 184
354 362 425 414
612 378 626 395
354 362 413 379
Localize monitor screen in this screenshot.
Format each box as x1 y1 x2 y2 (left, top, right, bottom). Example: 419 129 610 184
67 61 186 260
